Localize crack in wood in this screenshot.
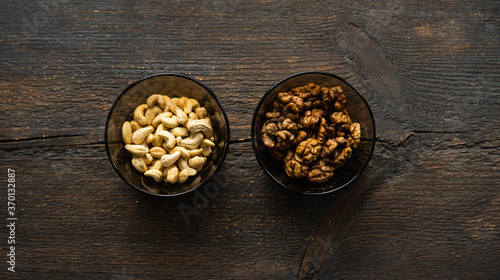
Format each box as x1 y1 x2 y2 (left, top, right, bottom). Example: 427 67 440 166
297 176 371 280
0 134 88 143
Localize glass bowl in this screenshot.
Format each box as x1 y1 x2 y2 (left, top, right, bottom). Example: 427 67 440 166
251 71 375 195
105 73 230 197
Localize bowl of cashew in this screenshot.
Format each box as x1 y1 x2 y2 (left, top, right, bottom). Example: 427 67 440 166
105 73 230 196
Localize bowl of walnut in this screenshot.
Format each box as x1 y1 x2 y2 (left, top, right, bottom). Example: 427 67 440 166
105 73 230 197
251 71 375 194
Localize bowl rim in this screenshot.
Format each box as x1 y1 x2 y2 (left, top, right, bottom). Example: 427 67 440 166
105 73 231 197
250 71 376 195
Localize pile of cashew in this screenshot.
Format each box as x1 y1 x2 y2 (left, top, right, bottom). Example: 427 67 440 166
122 94 215 184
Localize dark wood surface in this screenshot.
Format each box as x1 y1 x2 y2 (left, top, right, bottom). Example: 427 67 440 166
1 0 499 279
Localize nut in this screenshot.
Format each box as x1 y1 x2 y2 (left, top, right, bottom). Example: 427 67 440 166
147 94 167 109
131 156 148 173
178 157 197 176
189 148 204 157
160 151 181 167
144 169 163 182
162 95 173 109
158 130 176 149
259 82 361 183
176 97 189 110
150 147 167 158
122 121 133 144
145 105 164 125
130 120 142 132
183 98 200 114
170 104 188 124
125 144 148 156
164 165 179 184
177 169 189 183
331 146 352 169
145 133 154 144
188 112 198 122
134 104 149 126
171 127 190 137
161 116 179 128
300 109 324 128
122 94 214 188
320 139 338 158
295 138 321 164
307 167 334 183
188 156 206 171
132 126 155 145
150 158 165 172
185 118 213 138
152 123 166 147
195 107 207 119
170 146 191 159
284 150 309 179
200 139 215 157
178 132 204 149
152 112 172 127
349 123 361 149
143 153 153 164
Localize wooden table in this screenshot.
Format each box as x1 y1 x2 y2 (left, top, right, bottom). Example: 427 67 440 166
1 0 499 279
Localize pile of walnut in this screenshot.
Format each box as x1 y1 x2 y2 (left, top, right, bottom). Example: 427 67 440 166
260 83 361 183
122 94 215 184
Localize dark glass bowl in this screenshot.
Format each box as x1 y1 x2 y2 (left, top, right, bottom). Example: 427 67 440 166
105 73 230 197
251 72 375 195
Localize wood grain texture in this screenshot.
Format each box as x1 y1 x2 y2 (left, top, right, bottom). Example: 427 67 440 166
1 0 499 279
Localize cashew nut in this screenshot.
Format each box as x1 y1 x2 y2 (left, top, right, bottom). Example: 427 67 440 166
189 148 204 157
188 112 198 122
134 104 149 126
195 107 207 119
183 99 200 114
145 133 154 144
170 146 191 159
164 165 179 184
160 151 181 167
171 127 189 137
170 104 188 125
131 156 148 173
152 112 173 127
158 130 176 149
161 116 179 128
186 118 213 138
200 139 215 157
178 132 204 149
130 120 142 132
150 147 167 158
143 153 153 164
177 96 189 110
144 169 163 182
178 156 197 176
161 141 170 151
188 156 206 170
150 158 164 172
145 105 164 125
152 123 165 147
177 169 189 183
125 144 148 156
147 94 167 109
122 121 133 144
132 126 155 145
